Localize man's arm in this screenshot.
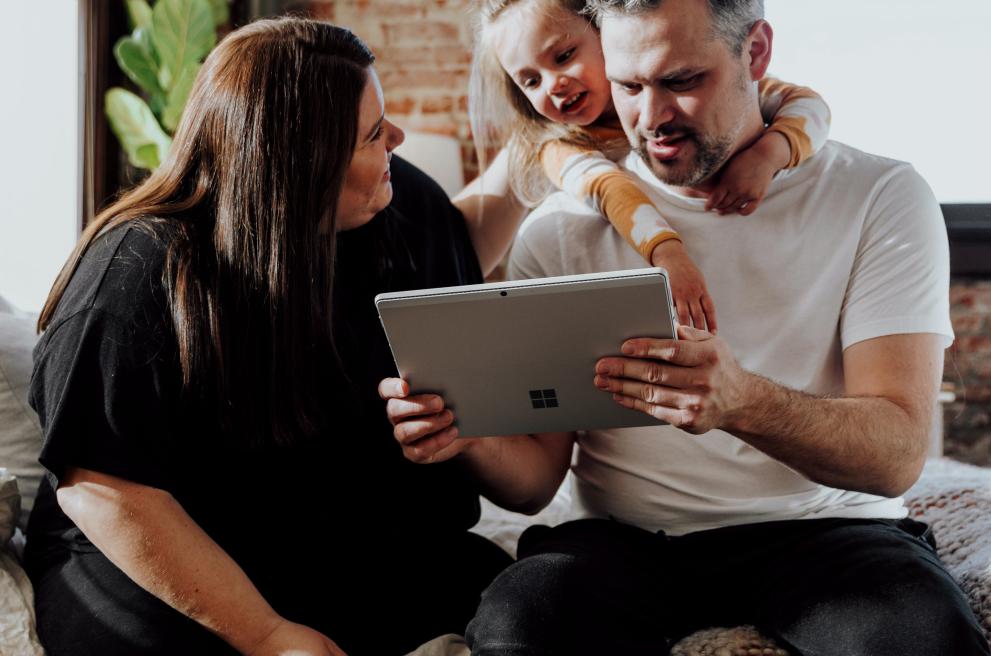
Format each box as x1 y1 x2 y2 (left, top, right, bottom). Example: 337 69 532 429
379 378 575 514
595 328 943 498
57 467 345 656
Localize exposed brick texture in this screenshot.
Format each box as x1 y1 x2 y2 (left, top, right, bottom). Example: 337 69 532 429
946 279 991 465
305 1 991 466
308 0 479 178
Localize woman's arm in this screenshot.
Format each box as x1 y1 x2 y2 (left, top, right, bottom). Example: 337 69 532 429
452 148 528 277
56 467 345 656
379 378 574 515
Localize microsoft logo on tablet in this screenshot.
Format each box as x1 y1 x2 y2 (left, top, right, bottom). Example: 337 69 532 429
530 389 558 409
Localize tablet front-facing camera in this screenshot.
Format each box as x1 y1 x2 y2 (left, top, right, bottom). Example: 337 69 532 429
500 291 508 297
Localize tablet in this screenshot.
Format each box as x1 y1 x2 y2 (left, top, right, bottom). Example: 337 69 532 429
375 268 677 437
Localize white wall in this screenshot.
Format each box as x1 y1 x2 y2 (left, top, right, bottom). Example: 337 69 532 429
766 0 991 203
0 3 80 313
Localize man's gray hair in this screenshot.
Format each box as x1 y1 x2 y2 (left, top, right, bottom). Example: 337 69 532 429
584 0 764 55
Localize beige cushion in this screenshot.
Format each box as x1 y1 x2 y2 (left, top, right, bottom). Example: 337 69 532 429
0 304 43 531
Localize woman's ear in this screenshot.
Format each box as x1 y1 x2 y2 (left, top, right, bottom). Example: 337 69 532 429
746 19 773 81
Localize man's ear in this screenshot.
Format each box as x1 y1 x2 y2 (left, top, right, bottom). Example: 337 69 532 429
745 19 773 81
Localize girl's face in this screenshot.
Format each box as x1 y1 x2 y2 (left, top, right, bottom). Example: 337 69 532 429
491 1 612 127
335 67 405 231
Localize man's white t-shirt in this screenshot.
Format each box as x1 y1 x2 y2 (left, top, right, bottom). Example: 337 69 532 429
508 141 954 536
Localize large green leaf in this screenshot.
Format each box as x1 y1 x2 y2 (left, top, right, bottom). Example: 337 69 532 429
114 35 165 114
125 0 153 30
105 88 173 170
135 26 159 66
162 62 200 132
136 144 163 170
207 0 229 27
152 0 216 92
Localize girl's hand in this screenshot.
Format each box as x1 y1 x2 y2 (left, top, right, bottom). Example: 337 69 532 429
378 378 476 464
705 131 790 216
650 240 717 334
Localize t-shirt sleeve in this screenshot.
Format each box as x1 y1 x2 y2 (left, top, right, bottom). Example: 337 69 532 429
30 306 180 491
840 164 954 350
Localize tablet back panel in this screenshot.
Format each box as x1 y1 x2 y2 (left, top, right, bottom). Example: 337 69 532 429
376 269 676 437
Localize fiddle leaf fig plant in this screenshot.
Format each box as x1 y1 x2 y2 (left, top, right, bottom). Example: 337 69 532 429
106 0 228 171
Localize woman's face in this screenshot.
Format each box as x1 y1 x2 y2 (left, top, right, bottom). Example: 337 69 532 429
334 68 405 231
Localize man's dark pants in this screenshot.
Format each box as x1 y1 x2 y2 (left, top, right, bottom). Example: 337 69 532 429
465 517 989 656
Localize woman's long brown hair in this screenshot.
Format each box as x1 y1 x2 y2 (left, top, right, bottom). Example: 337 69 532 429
38 18 375 447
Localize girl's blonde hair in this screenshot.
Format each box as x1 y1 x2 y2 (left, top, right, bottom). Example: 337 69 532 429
469 0 615 206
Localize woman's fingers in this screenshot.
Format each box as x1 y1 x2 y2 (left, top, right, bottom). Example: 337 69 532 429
393 409 455 445
377 377 409 400
385 394 445 425
404 425 460 464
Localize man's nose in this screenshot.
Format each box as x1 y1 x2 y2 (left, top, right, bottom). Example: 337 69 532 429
640 88 676 135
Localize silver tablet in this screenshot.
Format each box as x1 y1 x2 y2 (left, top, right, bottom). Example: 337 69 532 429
375 268 677 437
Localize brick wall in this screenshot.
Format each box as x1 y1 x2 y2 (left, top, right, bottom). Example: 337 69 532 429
306 1 991 465
946 280 991 465
308 0 479 177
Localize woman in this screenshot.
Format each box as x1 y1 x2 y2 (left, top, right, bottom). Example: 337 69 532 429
25 18 515 656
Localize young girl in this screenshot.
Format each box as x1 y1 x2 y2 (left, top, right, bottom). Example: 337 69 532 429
466 0 831 332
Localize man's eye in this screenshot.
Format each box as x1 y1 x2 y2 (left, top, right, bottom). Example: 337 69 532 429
555 48 575 65
618 82 642 94
668 74 702 91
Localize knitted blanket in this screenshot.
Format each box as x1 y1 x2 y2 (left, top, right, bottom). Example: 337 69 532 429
667 457 991 655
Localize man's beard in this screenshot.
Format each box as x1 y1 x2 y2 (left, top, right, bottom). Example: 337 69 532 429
634 128 734 187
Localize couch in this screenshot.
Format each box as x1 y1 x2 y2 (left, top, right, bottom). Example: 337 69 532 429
3 296 990 656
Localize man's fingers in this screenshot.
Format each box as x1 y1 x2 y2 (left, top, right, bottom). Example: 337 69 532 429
701 295 718 334
618 334 712 364
393 410 455 445
595 376 701 408
385 394 444 424
378 377 409 400
595 357 698 388
676 324 713 342
610 392 688 424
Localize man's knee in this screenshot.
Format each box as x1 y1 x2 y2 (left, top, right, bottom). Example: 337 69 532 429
777 558 988 656
466 552 590 655
466 542 673 656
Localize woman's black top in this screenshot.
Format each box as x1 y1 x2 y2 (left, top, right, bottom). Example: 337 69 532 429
24 157 510 656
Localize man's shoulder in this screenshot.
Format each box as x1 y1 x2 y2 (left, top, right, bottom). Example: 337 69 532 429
510 191 646 281
803 140 921 188
519 191 610 241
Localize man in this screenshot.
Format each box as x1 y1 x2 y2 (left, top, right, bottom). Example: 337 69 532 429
382 0 989 653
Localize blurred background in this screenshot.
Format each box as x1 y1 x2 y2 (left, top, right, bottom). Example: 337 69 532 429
1 0 989 463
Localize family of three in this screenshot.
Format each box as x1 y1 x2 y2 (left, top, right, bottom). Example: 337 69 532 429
23 0 988 655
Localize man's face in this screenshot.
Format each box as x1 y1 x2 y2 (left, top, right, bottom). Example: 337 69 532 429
600 0 757 191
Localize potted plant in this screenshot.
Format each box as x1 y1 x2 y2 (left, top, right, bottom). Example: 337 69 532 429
106 0 229 171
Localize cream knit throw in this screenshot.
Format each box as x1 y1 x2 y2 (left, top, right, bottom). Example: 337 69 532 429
670 457 991 655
